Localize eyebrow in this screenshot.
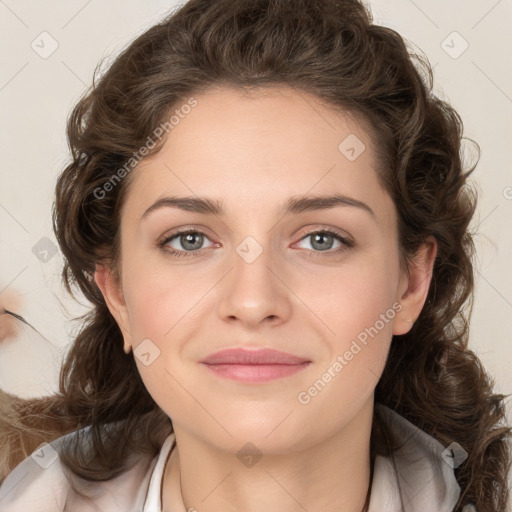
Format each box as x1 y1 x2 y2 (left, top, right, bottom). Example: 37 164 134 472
141 193 375 220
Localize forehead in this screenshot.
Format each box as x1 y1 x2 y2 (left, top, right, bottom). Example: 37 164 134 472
122 85 392 223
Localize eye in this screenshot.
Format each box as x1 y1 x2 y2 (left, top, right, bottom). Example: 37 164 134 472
158 226 354 259
294 228 354 257
159 229 215 258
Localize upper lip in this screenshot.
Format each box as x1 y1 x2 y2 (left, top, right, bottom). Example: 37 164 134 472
200 348 311 365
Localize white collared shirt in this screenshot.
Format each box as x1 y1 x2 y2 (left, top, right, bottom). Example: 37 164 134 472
0 404 478 511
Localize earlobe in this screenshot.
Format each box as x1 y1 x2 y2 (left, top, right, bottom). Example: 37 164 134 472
93 263 133 354
393 236 438 336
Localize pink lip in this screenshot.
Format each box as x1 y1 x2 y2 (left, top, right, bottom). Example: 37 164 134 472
200 348 312 383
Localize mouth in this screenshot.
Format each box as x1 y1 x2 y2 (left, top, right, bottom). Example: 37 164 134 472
199 347 312 383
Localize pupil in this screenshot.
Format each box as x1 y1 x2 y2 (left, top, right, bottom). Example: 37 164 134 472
313 233 332 251
183 233 202 250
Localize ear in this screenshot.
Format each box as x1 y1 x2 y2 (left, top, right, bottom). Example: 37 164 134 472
393 236 437 336
94 263 133 354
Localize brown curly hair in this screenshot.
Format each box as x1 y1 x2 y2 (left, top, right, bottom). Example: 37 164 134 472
1 0 510 510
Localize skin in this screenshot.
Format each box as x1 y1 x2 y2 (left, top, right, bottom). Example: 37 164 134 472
95 85 437 512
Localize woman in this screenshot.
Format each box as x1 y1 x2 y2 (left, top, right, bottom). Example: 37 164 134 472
0 0 509 510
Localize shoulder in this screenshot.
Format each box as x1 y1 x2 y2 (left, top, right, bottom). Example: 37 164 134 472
0 430 73 511
0 426 164 512
371 403 478 512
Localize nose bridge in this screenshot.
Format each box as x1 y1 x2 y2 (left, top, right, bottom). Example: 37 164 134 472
217 230 291 326
232 232 278 300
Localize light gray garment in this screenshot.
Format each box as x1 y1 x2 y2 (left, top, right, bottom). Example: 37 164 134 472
0 404 478 511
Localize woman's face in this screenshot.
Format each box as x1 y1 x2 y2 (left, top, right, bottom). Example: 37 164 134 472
96 85 435 454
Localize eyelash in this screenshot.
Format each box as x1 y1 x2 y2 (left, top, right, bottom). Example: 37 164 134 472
158 227 354 259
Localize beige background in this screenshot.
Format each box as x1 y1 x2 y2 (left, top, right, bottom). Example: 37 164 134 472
0 0 511 428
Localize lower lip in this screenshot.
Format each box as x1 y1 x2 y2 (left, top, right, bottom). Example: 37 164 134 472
201 362 311 382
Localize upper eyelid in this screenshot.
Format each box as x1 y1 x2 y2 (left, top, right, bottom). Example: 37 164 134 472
160 227 215 245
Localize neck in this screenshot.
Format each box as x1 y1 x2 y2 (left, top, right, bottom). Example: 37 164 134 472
162 399 374 512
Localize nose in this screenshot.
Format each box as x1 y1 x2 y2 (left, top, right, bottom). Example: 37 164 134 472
216 237 292 330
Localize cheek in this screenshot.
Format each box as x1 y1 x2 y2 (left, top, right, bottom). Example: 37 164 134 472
121 268 196 415
122 258 204 342
289 273 398 439
299 249 400 341
305 250 400 389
